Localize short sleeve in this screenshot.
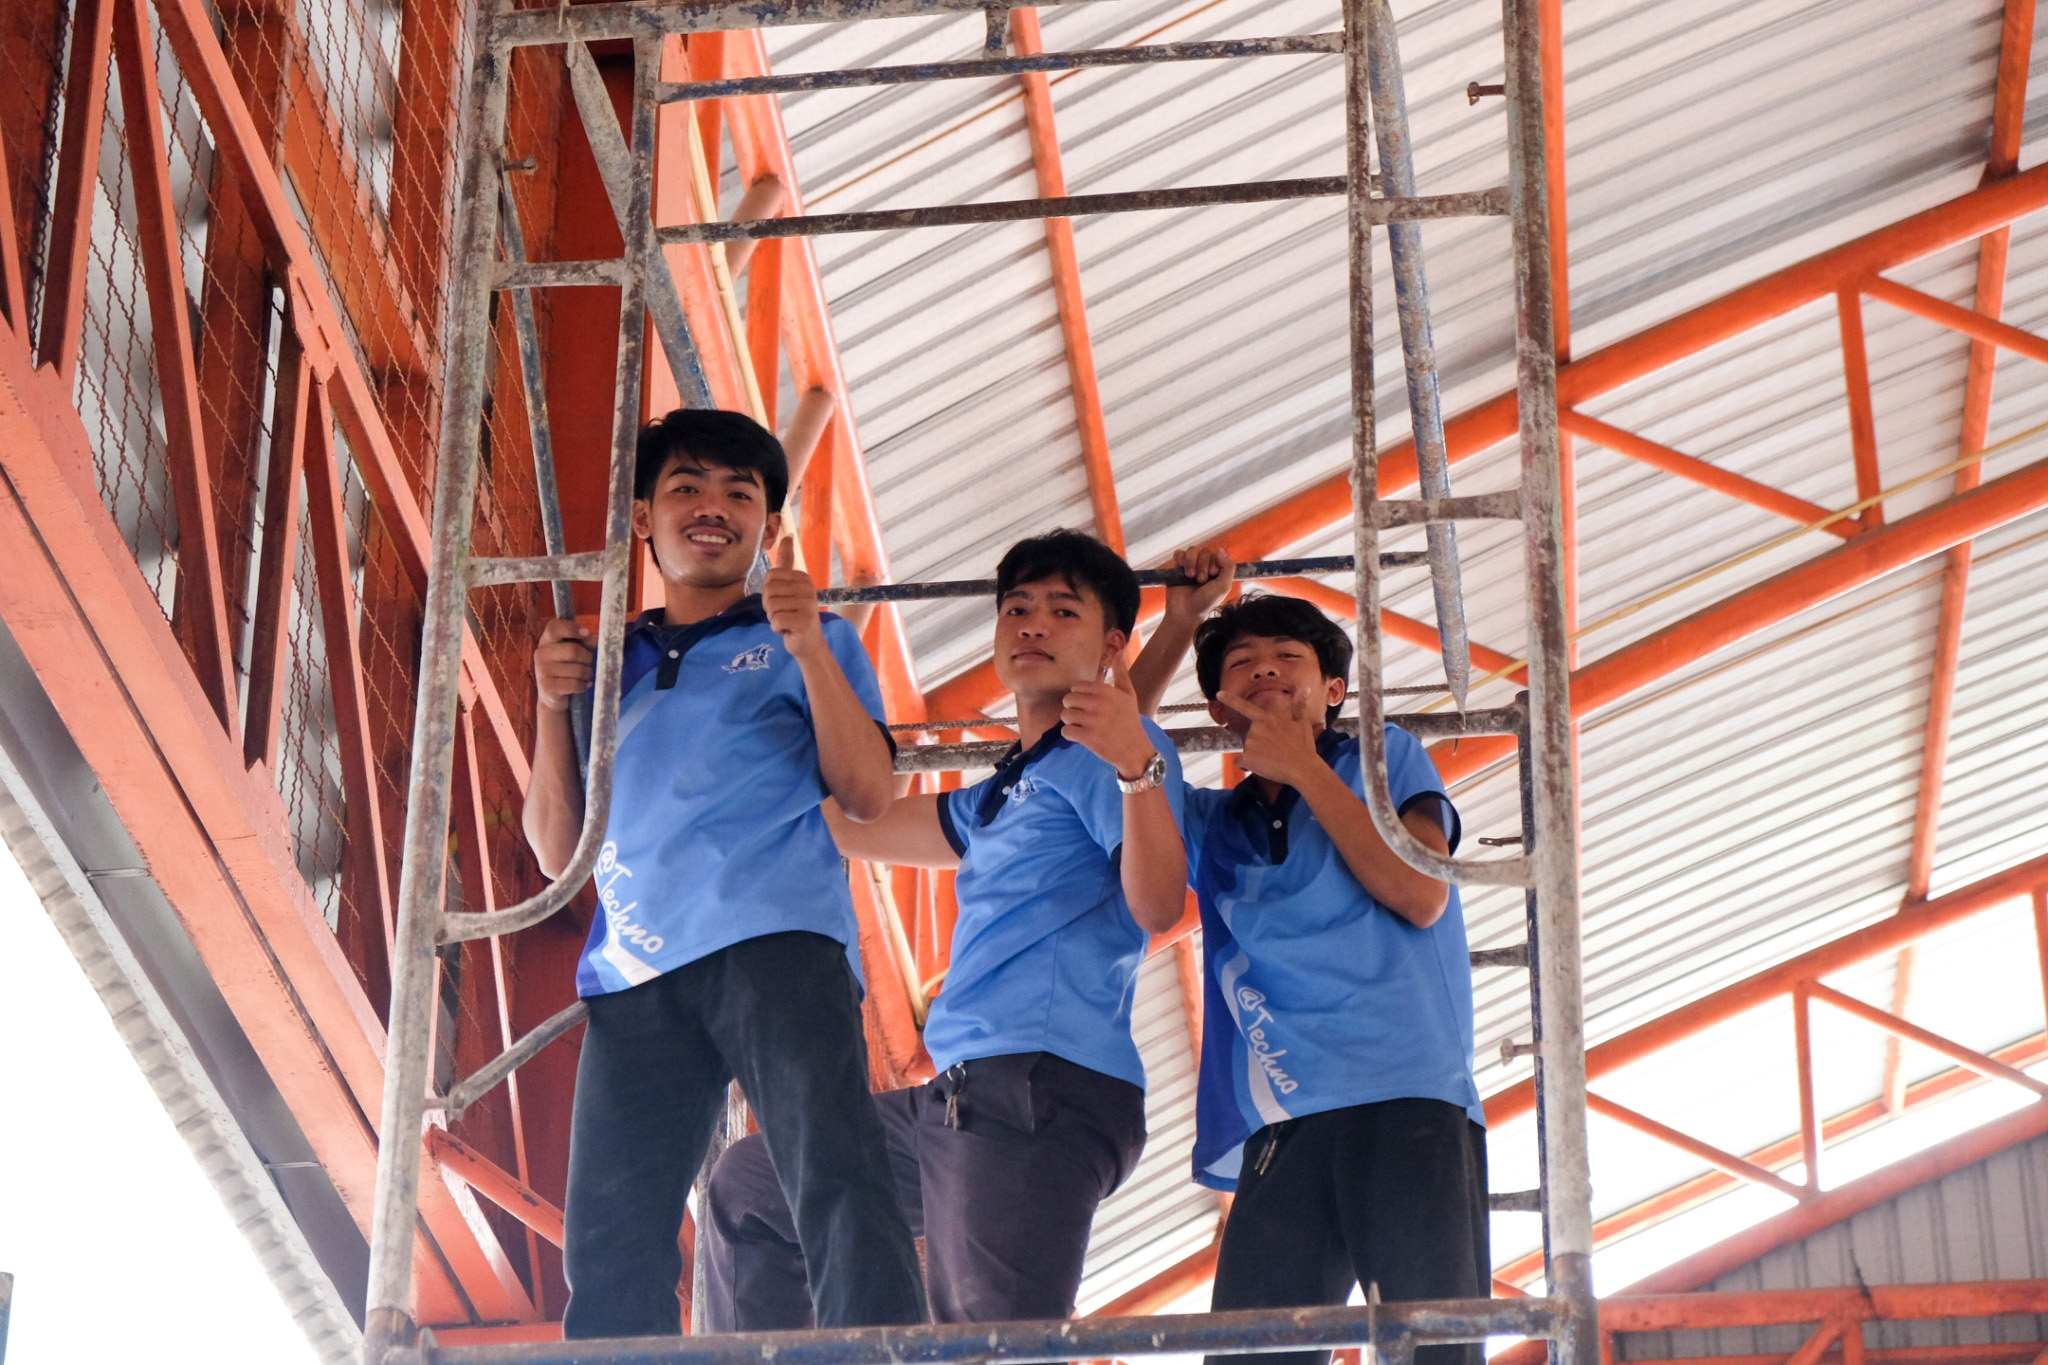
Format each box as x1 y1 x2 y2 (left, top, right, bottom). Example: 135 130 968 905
1180 784 1227 882
820 614 888 723
1061 719 1186 858
1385 725 1462 853
938 778 991 857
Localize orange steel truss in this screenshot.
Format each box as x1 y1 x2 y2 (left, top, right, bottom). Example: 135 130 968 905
1 0 2046 1347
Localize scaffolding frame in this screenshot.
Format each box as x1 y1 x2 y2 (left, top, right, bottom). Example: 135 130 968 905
360 0 1592 1360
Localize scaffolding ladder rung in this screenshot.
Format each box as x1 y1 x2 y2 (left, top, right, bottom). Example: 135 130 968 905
431 999 592 1121
493 258 630 290
659 32 1345 101
1490 1188 1543 1214
468 550 613 588
658 183 1508 245
1469 943 1531 971
817 552 1428 607
1370 490 1522 527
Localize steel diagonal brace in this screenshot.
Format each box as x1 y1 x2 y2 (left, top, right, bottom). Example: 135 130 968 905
564 37 714 408
1365 0 1472 709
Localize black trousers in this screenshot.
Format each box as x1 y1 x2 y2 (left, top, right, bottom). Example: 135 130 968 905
702 1051 1147 1329
560 931 927 1339
1207 1098 1491 1365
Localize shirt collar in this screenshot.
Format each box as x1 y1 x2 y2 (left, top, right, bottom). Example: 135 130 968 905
629 594 768 638
973 722 1072 826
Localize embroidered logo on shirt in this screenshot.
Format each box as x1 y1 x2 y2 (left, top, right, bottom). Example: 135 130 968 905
1006 776 1041 805
723 643 773 674
1234 986 1300 1095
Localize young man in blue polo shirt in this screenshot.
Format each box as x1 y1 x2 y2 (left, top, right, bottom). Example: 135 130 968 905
522 408 925 1340
699 529 1188 1329
1132 558 1488 1365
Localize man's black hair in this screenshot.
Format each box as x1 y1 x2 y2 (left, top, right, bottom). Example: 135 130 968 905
1193 592 1353 725
994 529 1140 636
633 408 790 512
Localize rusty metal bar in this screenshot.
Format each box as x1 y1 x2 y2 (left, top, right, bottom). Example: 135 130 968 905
493 258 633 289
658 182 1509 243
361 18 517 1353
469 550 613 587
395 1296 1569 1364
660 32 1343 100
496 0 1168 46
498 173 591 763
893 707 1528 773
565 38 716 409
433 999 592 1122
1364 0 1473 709
816 551 1426 605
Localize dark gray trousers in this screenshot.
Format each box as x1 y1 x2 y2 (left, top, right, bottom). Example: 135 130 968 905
1207 1097 1492 1365
560 932 927 1339
702 1051 1146 1329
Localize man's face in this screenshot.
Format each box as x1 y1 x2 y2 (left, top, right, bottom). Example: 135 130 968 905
992 575 1126 701
631 455 782 588
1208 633 1346 734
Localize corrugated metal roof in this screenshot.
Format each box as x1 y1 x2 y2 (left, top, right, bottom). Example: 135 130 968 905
1615 1132 2048 1361
758 0 2048 1298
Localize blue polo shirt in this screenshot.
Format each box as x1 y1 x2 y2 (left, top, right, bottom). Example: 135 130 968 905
576 598 888 998
1183 725 1478 1190
927 720 1185 1090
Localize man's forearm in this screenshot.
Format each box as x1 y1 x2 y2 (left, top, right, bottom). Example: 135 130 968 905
1295 764 1448 926
1119 786 1187 933
801 651 894 822
522 703 586 878
1129 611 1200 717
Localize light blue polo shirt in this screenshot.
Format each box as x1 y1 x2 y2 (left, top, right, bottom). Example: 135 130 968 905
927 720 1185 1090
1184 725 1478 1190
576 598 888 998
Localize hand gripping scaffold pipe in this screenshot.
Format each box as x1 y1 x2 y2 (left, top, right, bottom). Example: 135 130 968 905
359 1 1596 1361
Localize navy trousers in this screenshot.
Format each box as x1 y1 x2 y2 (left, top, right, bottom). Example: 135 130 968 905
701 1051 1146 1329
560 931 927 1339
1206 1097 1492 1365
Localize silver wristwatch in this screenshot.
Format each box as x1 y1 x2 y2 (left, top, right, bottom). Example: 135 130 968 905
1117 750 1168 794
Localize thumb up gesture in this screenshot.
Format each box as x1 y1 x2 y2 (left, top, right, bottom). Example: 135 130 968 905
1062 655 1156 782
761 534 826 660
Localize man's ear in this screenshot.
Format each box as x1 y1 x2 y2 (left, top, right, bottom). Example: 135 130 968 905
1324 675 1348 711
1207 697 1235 727
630 498 652 542
1099 628 1130 674
762 511 787 559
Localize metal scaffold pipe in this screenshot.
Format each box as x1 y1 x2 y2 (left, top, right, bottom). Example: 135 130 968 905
1363 0 1474 710
817 552 1425 605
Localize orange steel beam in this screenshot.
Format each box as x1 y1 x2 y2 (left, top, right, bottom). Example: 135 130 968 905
1010 7 1127 552
0 110 24 330
1585 1092 1806 1201
0 336 525 1325
1487 848 2048 1127
113 0 239 730
35 0 112 383
1602 1279 2048 1333
241 337 312 772
1792 985 1823 1190
1836 289 1884 528
1495 1030 2048 1289
925 166 2048 720
152 0 528 783
427 1128 567 1250
1280 576 1523 676
1433 443 2048 784
1562 411 1855 539
1863 275 2048 367
1804 981 2048 1099
1611 1060 2048 1295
